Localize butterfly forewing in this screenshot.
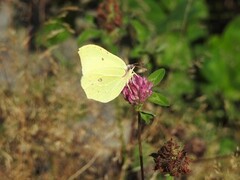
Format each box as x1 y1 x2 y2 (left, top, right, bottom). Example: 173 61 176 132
79 44 127 75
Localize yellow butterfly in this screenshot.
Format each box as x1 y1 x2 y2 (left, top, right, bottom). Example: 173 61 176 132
78 44 135 103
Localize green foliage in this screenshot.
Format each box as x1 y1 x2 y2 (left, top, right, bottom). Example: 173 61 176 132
140 111 155 124
77 29 102 43
219 137 237 155
35 19 74 48
166 175 174 180
159 34 192 70
149 92 170 106
130 19 149 43
200 16 240 121
147 68 169 107
148 68 165 86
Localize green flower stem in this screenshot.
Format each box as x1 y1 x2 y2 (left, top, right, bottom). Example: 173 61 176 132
137 111 144 180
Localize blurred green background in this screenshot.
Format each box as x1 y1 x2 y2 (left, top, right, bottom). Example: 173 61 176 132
0 0 239 179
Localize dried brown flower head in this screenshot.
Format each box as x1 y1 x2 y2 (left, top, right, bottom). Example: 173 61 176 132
97 0 122 32
150 139 191 177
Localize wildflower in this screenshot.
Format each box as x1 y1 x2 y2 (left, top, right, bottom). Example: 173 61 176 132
97 0 122 32
122 74 153 105
150 139 191 177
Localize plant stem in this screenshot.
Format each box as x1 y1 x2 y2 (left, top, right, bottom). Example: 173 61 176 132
137 111 144 180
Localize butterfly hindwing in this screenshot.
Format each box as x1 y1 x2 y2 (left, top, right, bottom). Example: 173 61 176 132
81 74 126 103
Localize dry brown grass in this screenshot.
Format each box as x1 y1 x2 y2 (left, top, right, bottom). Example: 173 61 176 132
0 25 127 179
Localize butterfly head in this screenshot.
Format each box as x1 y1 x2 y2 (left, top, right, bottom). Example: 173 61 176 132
127 64 135 71
124 64 135 78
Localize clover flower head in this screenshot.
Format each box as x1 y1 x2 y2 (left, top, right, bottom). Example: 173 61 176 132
122 74 153 105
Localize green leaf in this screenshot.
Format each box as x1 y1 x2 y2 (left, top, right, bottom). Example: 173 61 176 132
130 20 149 43
35 19 73 48
148 92 170 106
140 111 155 124
219 137 236 155
148 68 166 86
77 29 102 45
165 174 174 180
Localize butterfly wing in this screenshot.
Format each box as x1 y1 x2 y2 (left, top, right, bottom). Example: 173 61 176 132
79 44 127 75
81 73 127 102
79 44 131 103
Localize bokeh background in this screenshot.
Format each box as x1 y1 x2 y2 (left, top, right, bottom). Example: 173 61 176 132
0 0 240 179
